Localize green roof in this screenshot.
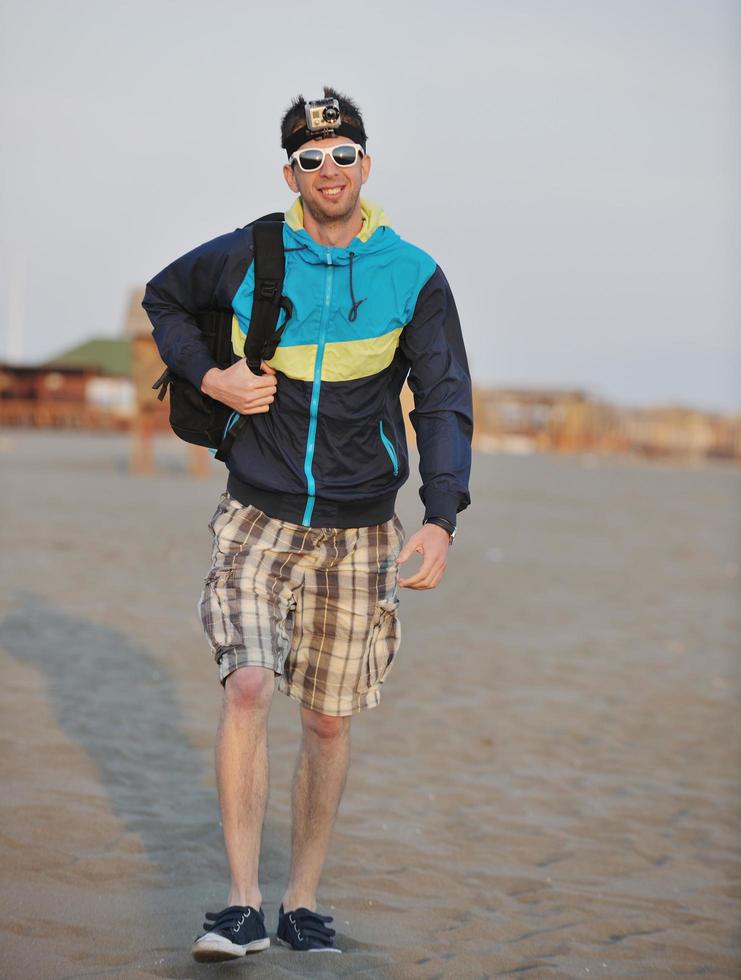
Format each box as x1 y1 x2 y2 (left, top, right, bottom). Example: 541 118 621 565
46 338 131 377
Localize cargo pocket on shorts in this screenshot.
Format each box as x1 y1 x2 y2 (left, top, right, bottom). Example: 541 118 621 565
361 597 401 692
199 568 237 662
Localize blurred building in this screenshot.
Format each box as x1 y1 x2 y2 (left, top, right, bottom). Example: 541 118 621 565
473 387 741 462
0 290 172 435
47 337 135 419
474 388 619 455
0 336 134 430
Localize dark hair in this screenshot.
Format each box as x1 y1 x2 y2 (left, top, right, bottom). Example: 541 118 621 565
280 85 367 146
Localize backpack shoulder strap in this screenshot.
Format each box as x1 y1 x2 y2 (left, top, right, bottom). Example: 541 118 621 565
214 213 289 461
243 217 289 374
252 212 285 224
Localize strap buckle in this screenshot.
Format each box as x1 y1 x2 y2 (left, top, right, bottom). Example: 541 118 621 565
151 368 171 401
258 280 279 301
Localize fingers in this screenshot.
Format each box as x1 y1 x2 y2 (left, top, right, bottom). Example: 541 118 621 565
202 360 278 416
396 528 449 590
232 360 276 386
396 540 417 565
216 360 277 413
219 386 275 414
398 554 446 590
234 390 275 414
239 398 274 415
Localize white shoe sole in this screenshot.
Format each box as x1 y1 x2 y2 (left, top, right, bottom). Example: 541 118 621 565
192 932 270 962
275 936 342 953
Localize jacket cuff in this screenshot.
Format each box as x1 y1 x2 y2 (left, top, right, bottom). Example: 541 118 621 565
181 351 218 391
422 490 462 528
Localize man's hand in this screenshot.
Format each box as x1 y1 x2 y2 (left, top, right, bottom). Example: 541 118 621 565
396 523 451 590
201 360 277 415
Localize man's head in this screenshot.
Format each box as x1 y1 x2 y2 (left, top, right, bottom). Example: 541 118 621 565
281 86 371 228
280 86 368 157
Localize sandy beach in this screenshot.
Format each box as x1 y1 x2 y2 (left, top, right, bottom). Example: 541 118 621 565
0 430 739 979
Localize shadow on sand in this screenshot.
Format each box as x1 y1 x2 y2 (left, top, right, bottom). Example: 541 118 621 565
0 594 289 890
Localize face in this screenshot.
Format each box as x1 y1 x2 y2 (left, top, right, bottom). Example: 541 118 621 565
283 135 372 226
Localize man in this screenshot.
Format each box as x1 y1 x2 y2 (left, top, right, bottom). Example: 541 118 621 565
143 86 472 961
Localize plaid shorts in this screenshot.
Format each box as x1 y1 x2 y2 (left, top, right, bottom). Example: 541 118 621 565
199 492 404 716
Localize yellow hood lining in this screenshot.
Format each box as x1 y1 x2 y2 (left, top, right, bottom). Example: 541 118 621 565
285 198 389 244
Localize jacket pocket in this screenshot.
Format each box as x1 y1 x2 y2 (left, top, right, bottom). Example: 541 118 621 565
379 420 399 476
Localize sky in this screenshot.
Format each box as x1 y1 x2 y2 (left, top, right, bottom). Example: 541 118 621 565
1 0 739 412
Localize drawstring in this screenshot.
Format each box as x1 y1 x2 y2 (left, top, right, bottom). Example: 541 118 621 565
348 252 366 322
286 243 365 321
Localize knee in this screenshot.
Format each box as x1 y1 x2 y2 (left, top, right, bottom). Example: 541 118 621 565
301 708 350 741
223 666 274 714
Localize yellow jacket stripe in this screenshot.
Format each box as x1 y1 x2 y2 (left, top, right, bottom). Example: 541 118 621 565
230 324 404 382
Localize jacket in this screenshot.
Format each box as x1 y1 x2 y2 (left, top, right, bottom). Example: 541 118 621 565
142 198 473 529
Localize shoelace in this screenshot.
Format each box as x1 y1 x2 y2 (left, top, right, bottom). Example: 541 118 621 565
286 907 336 946
202 906 260 935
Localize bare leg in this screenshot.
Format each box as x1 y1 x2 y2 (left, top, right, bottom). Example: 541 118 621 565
215 666 274 908
281 707 351 912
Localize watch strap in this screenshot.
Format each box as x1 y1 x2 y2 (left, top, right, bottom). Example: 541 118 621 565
423 516 456 542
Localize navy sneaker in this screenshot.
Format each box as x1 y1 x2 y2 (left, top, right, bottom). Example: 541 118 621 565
191 905 270 962
276 904 341 952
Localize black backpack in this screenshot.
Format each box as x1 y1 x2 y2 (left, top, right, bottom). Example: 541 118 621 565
151 214 291 462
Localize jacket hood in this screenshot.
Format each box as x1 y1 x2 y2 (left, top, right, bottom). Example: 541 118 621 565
284 198 399 265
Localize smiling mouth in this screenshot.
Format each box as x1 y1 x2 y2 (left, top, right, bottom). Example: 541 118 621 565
319 186 344 199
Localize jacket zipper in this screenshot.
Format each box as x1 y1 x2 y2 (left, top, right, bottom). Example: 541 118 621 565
302 251 333 526
379 420 399 476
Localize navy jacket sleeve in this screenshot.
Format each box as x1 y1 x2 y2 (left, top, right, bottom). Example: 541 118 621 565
400 265 473 526
141 228 253 389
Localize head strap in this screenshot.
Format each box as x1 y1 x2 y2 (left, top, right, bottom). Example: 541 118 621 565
283 122 366 159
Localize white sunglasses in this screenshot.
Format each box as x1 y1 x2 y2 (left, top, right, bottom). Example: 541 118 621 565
290 143 364 173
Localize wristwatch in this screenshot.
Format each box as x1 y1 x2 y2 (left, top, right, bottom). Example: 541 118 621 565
423 516 457 544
